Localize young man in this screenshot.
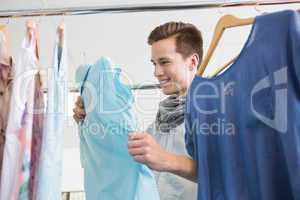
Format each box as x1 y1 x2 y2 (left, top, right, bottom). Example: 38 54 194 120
73 22 203 199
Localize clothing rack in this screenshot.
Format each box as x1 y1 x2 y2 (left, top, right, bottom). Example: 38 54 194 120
0 1 299 18
1 0 299 93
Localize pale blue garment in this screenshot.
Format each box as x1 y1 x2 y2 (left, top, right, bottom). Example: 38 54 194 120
76 57 160 200
36 33 68 200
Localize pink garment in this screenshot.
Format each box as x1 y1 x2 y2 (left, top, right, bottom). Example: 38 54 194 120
0 31 44 200
14 75 44 200
29 73 44 200
15 109 27 200
16 74 44 200
0 61 13 179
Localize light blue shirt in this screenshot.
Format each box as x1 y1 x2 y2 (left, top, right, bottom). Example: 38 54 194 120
37 36 68 199
76 57 160 200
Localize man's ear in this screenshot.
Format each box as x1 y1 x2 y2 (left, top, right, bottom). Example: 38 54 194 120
189 53 199 71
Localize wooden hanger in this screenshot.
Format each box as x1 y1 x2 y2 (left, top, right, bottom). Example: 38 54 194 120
208 56 237 78
57 21 65 48
206 4 269 78
0 24 5 32
26 20 40 60
26 20 42 86
197 15 254 76
0 24 11 66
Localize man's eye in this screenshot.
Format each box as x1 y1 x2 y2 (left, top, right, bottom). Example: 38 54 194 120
161 61 170 65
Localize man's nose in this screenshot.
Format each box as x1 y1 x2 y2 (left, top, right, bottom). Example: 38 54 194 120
154 65 164 77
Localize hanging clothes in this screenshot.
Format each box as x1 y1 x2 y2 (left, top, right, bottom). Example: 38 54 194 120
76 57 160 200
28 73 44 200
185 10 300 200
0 62 13 179
0 30 43 200
37 32 68 200
0 31 14 180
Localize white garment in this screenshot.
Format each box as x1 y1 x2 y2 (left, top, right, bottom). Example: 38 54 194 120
147 122 197 200
0 32 39 200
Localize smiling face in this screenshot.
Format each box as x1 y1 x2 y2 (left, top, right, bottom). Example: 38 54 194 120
151 36 198 95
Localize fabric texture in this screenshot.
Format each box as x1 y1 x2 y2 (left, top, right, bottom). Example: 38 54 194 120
155 95 186 133
76 57 160 200
0 56 13 181
0 32 14 178
185 10 300 200
36 31 68 200
28 74 44 200
0 31 43 200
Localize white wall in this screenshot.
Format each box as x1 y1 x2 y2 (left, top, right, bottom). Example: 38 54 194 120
1 0 299 192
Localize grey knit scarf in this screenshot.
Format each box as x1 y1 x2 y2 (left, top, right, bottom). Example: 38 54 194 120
155 94 186 133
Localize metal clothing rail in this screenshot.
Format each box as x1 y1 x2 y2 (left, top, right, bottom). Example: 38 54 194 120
0 0 299 18
2 0 300 93
42 83 161 93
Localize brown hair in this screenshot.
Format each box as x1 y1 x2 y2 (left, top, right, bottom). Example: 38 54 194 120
148 22 203 68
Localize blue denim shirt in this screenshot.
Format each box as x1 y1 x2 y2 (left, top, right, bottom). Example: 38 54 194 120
186 10 300 200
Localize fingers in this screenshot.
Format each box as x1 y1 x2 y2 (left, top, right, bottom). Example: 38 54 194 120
128 147 148 156
76 96 82 103
128 133 148 140
128 133 152 163
73 107 86 116
128 137 148 147
75 96 84 108
73 96 86 124
132 155 147 164
128 133 147 155
73 114 81 124
73 111 85 123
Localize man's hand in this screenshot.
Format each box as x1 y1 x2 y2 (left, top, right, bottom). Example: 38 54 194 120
128 132 198 182
128 133 172 172
73 96 86 124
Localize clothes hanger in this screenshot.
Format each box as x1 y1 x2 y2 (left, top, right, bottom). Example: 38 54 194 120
57 20 65 72
0 22 11 66
203 5 238 78
57 18 65 48
197 15 254 76
207 3 266 78
26 20 43 86
58 23 65 48
26 19 40 60
0 24 5 32
208 56 237 78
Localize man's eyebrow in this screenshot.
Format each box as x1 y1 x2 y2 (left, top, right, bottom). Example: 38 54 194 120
151 57 170 63
158 57 170 61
